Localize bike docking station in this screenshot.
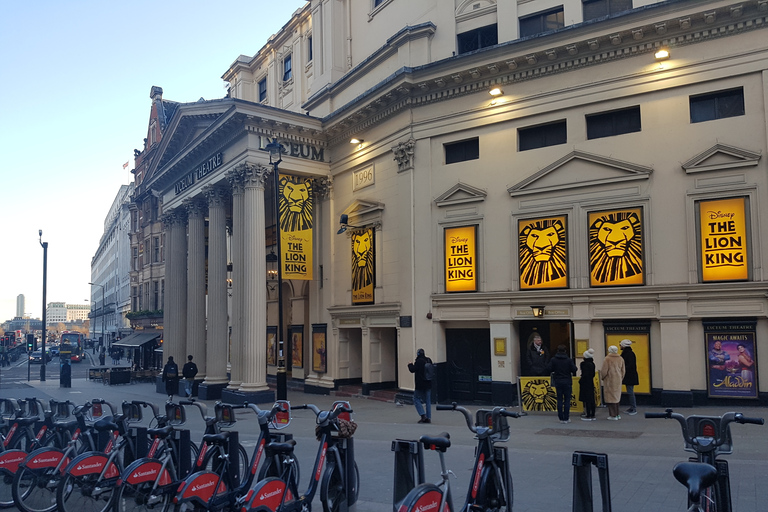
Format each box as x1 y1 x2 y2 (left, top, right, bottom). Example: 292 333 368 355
572 451 612 512
391 439 426 508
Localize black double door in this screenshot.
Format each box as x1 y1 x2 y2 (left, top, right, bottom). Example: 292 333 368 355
445 328 492 404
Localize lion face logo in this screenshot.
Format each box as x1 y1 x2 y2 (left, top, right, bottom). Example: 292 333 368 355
519 219 567 288
352 229 374 290
279 176 313 232
521 379 557 412
589 211 643 285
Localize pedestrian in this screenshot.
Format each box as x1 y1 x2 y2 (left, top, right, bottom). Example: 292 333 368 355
162 356 180 397
99 347 106 366
182 355 198 397
579 349 597 421
601 345 626 420
620 339 638 415
546 344 577 424
525 332 550 376
407 348 433 424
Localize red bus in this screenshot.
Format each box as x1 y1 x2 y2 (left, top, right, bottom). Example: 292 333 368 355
60 331 84 362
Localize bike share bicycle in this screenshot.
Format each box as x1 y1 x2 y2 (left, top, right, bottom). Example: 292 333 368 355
394 403 519 512
243 401 359 512
645 409 764 512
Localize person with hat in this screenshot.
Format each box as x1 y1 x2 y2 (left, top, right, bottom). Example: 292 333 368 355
601 346 626 420
546 344 578 424
620 339 638 415
579 348 597 421
408 348 433 423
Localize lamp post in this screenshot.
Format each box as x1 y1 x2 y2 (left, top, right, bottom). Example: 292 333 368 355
89 283 105 352
265 137 287 400
38 230 47 381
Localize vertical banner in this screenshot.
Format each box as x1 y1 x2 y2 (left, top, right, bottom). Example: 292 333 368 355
290 325 303 369
699 197 748 282
445 226 477 292
588 207 644 286
518 216 568 289
266 326 277 366
604 321 651 395
351 228 375 305
312 323 327 373
279 176 313 280
704 320 758 399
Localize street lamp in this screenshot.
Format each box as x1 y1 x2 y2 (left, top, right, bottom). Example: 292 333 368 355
89 283 105 351
38 230 48 381
265 137 287 400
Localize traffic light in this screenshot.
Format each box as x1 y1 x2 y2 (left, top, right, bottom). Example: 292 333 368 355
26 333 36 351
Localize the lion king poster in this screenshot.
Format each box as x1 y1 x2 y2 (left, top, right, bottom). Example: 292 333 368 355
519 376 601 413
351 227 375 305
588 208 644 287
279 175 313 280
518 216 568 289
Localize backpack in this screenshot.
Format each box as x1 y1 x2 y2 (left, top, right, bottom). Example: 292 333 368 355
423 359 436 381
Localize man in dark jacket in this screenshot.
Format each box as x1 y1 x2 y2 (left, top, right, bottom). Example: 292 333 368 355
546 345 578 423
407 348 433 423
525 332 550 376
162 356 179 397
182 355 198 397
620 339 639 415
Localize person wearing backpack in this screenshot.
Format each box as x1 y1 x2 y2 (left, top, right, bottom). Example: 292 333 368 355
162 356 180 396
408 348 433 423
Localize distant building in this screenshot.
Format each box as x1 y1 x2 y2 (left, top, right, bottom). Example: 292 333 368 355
16 294 24 318
46 302 67 325
66 304 90 322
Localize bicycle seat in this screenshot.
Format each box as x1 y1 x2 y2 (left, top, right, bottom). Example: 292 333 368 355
12 417 38 427
147 425 175 439
202 432 231 446
420 433 451 452
673 462 718 504
266 439 297 456
93 417 119 432
53 419 79 431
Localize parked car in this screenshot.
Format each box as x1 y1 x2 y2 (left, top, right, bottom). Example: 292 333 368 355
29 350 49 364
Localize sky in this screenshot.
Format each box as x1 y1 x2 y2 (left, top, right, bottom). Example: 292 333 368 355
0 0 308 323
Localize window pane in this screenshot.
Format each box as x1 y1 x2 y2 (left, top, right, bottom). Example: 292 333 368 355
587 107 641 139
690 88 745 123
283 55 292 81
457 24 497 54
519 121 567 151
445 139 480 164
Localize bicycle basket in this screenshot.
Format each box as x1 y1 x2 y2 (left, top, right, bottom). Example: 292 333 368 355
270 400 291 430
52 400 72 420
336 418 358 438
215 404 237 428
122 402 143 424
0 399 19 419
165 403 186 426
684 416 734 455
476 409 510 442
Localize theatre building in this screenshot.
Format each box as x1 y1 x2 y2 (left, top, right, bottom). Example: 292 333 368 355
134 0 768 405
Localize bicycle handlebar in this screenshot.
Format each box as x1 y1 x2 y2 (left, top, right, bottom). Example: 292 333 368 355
438 402 519 436
132 400 160 419
645 409 764 451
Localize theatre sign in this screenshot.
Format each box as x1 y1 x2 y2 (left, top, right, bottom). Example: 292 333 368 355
174 153 224 195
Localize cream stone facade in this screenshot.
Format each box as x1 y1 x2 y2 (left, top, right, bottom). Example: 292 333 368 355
135 0 768 406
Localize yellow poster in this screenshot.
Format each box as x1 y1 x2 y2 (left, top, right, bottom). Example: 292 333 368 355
588 208 644 286
445 226 477 292
279 176 313 280
606 333 651 395
518 216 568 289
519 376 601 413
699 197 748 282
351 228 375 305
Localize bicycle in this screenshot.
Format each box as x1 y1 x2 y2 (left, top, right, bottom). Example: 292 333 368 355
243 400 359 512
645 409 764 511
396 403 519 512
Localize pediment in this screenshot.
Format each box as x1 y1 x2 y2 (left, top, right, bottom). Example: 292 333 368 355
681 143 761 174
435 182 487 207
508 150 652 197
341 199 385 226
456 0 496 21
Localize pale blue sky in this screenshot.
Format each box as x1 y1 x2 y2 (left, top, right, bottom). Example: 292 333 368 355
0 0 307 321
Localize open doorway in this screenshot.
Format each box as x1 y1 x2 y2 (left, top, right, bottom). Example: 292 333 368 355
518 320 572 376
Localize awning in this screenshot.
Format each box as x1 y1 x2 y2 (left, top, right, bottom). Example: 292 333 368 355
112 332 161 348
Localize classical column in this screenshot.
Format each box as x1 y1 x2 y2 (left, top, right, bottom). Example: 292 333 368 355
161 210 187 367
226 168 246 389
203 185 230 389
239 163 272 394
184 198 207 379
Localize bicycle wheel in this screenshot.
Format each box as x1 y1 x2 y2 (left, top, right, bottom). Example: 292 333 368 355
475 463 513 512
320 460 359 512
201 443 247 484
114 479 171 512
0 471 13 509
9 430 32 452
12 465 59 512
398 483 451 512
258 453 300 484
56 471 117 512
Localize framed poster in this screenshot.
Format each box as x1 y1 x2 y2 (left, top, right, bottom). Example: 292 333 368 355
518 376 601 413
518 216 568 289
445 225 477 292
704 321 757 399
698 197 749 282
588 208 644 287
290 325 304 369
279 175 313 280
494 337 507 356
604 321 651 395
312 323 327 373
351 228 375 305
266 326 277 366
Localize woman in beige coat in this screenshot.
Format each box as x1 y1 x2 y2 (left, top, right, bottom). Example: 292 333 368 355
601 346 626 420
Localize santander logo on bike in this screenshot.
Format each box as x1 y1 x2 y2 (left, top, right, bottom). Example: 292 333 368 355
259 488 282 500
414 500 440 512
191 480 216 492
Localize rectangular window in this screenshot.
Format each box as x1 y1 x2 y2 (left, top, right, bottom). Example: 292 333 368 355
520 7 565 38
690 88 745 123
152 236 160 263
519 120 567 151
307 35 313 62
258 77 267 102
586 106 641 140
161 280 165 310
445 138 480 164
132 247 138 271
153 281 159 311
457 24 498 54
143 238 150 267
283 54 292 82
131 286 137 312
138 283 143 311
583 0 633 21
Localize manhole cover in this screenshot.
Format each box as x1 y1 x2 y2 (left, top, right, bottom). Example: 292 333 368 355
536 428 642 439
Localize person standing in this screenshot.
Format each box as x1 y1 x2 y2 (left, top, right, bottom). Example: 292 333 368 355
579 349 597 421
620 339 638 415
601 345 625 420
182 355 199 397
162 356 180 397
99 347 106 366
408 348 433 424
547 345 577 424
525 332 550 376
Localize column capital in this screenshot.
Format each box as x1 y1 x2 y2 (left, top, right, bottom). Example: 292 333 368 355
242 163 272 189
313 176 333 199
392 138 416 172
203 185 229 209
161 209 187 228
184 197 208 218
226 167 246 195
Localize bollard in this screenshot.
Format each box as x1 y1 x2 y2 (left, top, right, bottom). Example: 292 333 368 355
572 451 611 512
392 439 425 511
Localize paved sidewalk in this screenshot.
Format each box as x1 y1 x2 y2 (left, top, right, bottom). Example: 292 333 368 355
2 378 766 512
